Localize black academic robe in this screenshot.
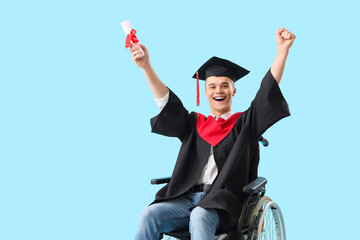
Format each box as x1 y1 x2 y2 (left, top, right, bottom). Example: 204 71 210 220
150 69 290 232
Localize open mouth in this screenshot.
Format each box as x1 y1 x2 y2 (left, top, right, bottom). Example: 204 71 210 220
213 96 226 102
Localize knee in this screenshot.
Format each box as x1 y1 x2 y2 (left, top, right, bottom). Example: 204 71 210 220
135 205 161 240
139 205 157 224
189 207 218 228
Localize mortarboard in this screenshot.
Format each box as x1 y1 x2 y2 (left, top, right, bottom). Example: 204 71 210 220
192 56 250 106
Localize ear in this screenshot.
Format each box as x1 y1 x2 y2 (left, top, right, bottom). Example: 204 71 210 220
204 82 209 98
232 87 237 96
205 88 210 99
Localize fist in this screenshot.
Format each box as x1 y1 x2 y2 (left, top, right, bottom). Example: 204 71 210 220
276 27 296 51
129 43 150 69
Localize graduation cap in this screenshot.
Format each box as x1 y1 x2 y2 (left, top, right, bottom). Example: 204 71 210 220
192 56 250 106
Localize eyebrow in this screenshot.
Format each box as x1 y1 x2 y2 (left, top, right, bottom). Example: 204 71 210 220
207 82 230 86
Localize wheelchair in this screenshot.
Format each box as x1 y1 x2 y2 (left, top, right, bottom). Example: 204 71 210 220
151 137 286 240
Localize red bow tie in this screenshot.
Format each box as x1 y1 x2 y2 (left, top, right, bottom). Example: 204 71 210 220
217 117 225 123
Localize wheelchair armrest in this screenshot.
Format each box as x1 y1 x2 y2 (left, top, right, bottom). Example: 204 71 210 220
151 177 171 185
243 177 267 194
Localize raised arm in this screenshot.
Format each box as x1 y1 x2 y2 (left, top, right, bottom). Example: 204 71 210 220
130 43 168 99
271 27 296 84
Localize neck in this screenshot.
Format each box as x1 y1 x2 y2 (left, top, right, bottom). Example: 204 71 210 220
211 108 231 117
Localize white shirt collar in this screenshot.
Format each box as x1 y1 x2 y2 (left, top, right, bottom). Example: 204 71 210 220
210 110 233 120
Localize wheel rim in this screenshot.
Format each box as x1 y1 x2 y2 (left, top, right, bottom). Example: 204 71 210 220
252 201 286 240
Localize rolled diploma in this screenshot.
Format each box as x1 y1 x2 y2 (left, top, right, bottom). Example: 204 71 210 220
121 20 145 59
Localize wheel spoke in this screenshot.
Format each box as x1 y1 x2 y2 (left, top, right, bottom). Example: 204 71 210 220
250 200 286 240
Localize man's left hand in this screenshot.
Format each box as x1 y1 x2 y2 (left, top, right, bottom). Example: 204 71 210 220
276 27 296 51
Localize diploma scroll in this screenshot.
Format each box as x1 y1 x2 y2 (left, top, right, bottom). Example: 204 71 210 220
121 20 145 59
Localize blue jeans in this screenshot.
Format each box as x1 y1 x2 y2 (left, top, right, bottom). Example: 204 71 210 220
134 191 220 240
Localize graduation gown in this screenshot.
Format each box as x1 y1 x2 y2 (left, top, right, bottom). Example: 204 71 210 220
150 69 290 232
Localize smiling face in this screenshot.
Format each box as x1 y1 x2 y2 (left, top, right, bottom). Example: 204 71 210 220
205 76 237 116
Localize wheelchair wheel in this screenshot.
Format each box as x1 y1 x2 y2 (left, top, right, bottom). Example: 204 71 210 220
248 197 286 240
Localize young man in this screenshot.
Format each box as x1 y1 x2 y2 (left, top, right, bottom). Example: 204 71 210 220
130 27 295 240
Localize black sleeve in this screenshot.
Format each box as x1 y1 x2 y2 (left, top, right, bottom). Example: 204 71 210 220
150 89 192 141
244 68 291 140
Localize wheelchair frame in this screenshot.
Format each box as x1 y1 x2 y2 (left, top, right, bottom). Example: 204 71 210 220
151 137 286 240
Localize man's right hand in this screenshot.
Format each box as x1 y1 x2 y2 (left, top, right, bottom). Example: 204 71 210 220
130 43 150 69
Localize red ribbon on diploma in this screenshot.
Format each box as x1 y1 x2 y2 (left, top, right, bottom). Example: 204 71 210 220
125 29 139 48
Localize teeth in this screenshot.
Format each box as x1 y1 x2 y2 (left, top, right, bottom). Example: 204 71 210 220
214 97 225 100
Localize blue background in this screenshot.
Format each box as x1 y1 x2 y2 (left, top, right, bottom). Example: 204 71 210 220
1 0 359 239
